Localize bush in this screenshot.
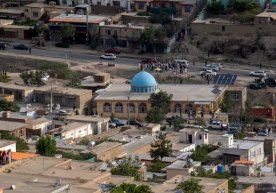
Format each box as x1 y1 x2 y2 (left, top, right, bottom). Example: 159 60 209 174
90 41 97 50
55 42 70 48
137 11 150 16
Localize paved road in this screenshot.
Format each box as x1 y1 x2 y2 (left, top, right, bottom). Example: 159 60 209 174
3 47 276 78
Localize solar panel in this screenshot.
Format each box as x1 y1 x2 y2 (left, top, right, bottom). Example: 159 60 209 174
213 74 237 85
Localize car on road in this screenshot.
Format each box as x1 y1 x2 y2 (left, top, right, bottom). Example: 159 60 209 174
105 47 120 54
257 131 268 136
255 183 276 193
100 53 116 60
228 123 241 134
56 110 71 116
127 120 143 127
250 70 266 77
249 82 266 90
0 43 7 50
200 69 217 77
207 120 228 131
265 78 276 87
111 118 125 127
173 59 189 68
205 65 219 72
41 72 50 82
14 44 28 50
208 63 222 69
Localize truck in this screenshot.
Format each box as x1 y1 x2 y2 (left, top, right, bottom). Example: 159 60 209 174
206 120 228 131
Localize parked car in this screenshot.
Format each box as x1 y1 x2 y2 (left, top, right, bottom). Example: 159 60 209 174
265 78 276 87
100 53 116 60
249 82 266 90
255 183 276 193
105 47 120 54
250 70 266 77
173 59 189 68
41 72 50 82
257 131 268 136
127 120 143 127
56 110 71 116
208 63 222 69
14 44 28 50
228 123 241 134
205 65 219 72
111 118 125 127
200 69 217 77
0 43 7 50
207 120 228 130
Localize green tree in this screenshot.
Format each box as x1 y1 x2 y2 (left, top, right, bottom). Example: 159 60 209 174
220 94 233 113
146 107 165 123
112 183 152 193
20 70 45 86
36 135 56 157
0 99 20 112
206 0 224 15
190 145 218 164
150 133 172 161
111 156 142 181
150 91 172 113
61 23 75 44
177 178 203 193
148 159 166 172
0 132 29 152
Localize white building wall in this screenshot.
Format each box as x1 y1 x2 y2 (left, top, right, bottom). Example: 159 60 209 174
62 124 92 139
247 142 264 165
0 143 16 152
33 121 53 135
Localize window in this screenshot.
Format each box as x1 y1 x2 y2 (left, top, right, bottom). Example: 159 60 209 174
128 103 135 113
113 1 120 6
139 103 147 113
139 2 144 9
103 103 111 112
32 11 39 17
115 103 123 113
97 1 101 5
175 103 182 113
184 5 192 12
230 92 240 100
107 30 111 35
198 134 202 140
222 26 225 32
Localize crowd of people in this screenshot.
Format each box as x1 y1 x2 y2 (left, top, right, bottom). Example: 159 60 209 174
139 60 188 74
253 126 273 136
0 150 12 165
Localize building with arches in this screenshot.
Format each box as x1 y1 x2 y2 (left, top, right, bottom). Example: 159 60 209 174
95 71 228 121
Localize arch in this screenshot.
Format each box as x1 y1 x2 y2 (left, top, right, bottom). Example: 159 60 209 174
128 103 135 113
103 103 111 112
139 103 147 113
115 103 123 113
175 103 182 113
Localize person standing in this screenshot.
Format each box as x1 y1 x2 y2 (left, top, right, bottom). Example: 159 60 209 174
29 47 32 55
259 63 262 69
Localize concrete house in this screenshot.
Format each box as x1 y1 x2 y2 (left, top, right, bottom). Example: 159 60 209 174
0 140 16 152
179 128 208 146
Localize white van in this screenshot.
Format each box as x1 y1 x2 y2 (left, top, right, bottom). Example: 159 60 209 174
173 59 189 67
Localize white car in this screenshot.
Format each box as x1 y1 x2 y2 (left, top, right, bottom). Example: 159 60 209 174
208 63 222 69
206 65 219 71
200 69 217 77
250 70 266 77
41 72 50 82
207 120 228 130
100 53 116 60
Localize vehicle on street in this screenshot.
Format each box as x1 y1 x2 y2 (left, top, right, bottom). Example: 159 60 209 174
205 65 219 72
228 123 241 134
56 110 71 116
172 59 189 68
105 47 120 54
265 78 276 87
14 44 28 50
257 131 268 136
127 120 143 127
207 63 222 69
100 53 116 60
0 43 7 50
41 72 50 82
111 118 125 127
249 82 266 90
250 70 266 77
207 120 228 130
200 69 217 77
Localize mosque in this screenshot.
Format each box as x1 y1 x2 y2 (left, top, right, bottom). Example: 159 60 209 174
95 71 230 121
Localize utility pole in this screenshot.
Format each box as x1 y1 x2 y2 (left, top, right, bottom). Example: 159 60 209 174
127 95 130 124
86 6 89 45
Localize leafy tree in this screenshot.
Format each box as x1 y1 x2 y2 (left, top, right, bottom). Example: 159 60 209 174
150 133 172 161
141 26 168 52
36 135 56 157
20 70 45 86
0 72 11 83
206 0 224 15
61 23 75 44
111 183 152 193
148 159 166 172
78 137 90 145
0 99 20 112
0 132 29 152
228 0 259 13
67 71 81 88
190 145 218 164
244 99 253 123
177 178 203 193
150 91 172 113
173 117 186 131
146 107 165 123
220 94 233 113
111 156 142 180
154 26 167 40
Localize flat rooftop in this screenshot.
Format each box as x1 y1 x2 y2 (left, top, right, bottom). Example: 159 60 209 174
193 17 235 25
31 117 51 126
91 141 122 155
101 24 145 30
166 160 201 169
0 82 34 91
231 140 263 149
0 9 24 14
65 115 109 123
0 139 15 148
49 13 107 24
0 111 30 120
25 2 72 9
0 120 26 131
256 11 276 19
95 84 226 102
58 122 89 132
34 85 92 96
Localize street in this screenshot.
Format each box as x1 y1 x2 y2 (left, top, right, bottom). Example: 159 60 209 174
3 47 276 79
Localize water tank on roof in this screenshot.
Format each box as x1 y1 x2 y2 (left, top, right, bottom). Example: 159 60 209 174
217 164 225 174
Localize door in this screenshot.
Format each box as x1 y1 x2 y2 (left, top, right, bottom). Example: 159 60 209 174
188 134 193 143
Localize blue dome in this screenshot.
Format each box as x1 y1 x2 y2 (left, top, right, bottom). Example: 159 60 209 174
131 71 157 93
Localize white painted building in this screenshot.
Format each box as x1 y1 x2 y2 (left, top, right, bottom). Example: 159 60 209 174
90 0 130 8
0 140 16 152
179 128 209 146
29 117 53 135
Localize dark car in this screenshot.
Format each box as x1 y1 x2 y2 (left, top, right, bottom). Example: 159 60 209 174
14 44 28 50
105 47 120 54
265 78 276 87
255 183 276 193
0 43 7 50
127 120 143 127
111 118 125 127
249 82 266 90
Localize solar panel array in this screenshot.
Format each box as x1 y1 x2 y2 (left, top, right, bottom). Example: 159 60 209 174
213 74 237 85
